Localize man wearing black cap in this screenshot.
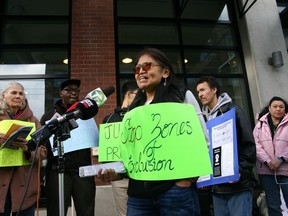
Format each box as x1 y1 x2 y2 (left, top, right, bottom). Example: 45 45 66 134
41 79 97 216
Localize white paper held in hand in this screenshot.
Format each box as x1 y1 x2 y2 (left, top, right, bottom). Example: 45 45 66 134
79 161 126 178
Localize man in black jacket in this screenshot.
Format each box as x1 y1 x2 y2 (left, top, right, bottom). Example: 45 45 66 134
41 79 97 216
196 76 256 216
102 80 138 216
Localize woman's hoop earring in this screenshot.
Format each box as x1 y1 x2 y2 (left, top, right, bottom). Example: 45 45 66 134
164 78 167 86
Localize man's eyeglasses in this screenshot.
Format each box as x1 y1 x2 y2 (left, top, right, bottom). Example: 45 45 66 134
134 62 161 74
62 88 80 94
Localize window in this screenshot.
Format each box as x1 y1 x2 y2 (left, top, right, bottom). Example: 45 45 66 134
116 0 254 122
0 0 70 119
277 0 288 50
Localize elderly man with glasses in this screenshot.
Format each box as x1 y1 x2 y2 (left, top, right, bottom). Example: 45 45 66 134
40 79 97 216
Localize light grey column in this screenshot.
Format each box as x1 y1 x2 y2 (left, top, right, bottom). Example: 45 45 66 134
236 0 288 120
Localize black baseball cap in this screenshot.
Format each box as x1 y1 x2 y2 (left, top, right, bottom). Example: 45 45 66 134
60 79 81 91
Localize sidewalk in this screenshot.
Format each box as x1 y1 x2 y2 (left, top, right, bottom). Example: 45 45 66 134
36 185 117 216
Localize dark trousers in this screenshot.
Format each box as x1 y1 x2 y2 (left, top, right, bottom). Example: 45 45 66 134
45 169 95 216
0 188 35 216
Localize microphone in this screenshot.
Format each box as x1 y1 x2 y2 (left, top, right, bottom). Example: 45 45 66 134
66 86 115 113
50 98 98 125
85 86 115 107
74 98 99 120
29 99 98 148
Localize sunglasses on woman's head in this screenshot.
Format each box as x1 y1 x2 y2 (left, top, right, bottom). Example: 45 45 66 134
134 62 161 74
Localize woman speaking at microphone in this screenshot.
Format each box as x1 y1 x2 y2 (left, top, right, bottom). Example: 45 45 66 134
98 48 207 216
0 82 47 216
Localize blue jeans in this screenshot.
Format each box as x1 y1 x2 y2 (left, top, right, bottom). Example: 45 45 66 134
127 184 200 216
261 175 288 216
212 190 253 216
0 189 35 216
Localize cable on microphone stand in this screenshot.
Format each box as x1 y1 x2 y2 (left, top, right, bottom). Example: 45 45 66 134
16 127 44 216
54 122 71 216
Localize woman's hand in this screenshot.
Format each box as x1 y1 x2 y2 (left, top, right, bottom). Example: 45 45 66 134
0 133 7 144
268 158 281 170
97 168 122 182
12 137 29 152
35 145 47 160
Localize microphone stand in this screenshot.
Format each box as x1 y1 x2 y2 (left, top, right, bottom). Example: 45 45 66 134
54 123 71 216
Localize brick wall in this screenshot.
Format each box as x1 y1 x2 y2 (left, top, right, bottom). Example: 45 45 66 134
71 0 116 185
71 0 116 126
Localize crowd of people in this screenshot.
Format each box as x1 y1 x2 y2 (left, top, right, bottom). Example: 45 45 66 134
0 47 287 216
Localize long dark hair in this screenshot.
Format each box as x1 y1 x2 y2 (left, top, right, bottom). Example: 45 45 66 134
129 48 186 110
257 96 288 120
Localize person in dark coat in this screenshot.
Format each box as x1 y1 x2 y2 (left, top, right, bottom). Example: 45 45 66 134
41 79 96 216
98 48 204 216
196 76 256 216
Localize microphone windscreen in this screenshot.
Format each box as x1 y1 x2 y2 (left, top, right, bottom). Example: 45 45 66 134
102 86 115 98
76 98 98 120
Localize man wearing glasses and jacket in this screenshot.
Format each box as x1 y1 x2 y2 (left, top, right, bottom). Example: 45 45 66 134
41 79 97 216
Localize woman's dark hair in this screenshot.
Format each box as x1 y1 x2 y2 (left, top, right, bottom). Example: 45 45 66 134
129 48 185 109
257 96 288 120
196 76 221 98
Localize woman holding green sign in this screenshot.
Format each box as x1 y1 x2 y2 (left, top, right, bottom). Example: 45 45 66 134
98 48 207 216
0 82 47 216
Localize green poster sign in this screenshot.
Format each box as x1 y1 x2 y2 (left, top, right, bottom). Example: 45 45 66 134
119 102 212 181
99 122 122 162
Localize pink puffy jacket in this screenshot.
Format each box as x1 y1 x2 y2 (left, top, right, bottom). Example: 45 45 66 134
253 113 288 176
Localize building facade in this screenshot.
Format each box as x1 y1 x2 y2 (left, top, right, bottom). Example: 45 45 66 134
1 0 287 125
0 0 288 214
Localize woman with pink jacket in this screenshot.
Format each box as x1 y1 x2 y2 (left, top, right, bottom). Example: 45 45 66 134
253 96 288 216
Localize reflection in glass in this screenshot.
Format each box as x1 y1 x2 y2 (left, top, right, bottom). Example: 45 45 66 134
181 23 235 47
180 1 230 21
1 51 68 75
1 0 70 120
118 48 183 74
118 21 179 45
116 0 252 122
117 0 174 18
184 50 242 74
6 0 69 16
3 21 68 44
119 49 139 74
0 64 45 75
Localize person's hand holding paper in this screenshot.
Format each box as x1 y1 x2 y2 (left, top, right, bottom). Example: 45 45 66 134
9 137 29 152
